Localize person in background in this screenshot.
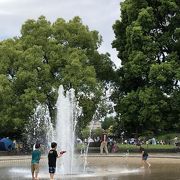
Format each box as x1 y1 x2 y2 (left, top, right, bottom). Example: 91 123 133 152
48 142 66 180
31 143 41 180
139 144 151 168
151 137 156 145
174 136 178 145
100 130 108 155
13 140 17 153
108 138 114 153
112 140 118 153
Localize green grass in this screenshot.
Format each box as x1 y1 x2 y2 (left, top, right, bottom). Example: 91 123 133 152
145 144 175 149
117 144 175 150
157 133 180 141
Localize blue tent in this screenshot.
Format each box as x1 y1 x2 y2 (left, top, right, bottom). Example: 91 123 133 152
0 138 13 151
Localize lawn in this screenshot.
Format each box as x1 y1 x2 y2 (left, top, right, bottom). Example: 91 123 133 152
117 144 177 153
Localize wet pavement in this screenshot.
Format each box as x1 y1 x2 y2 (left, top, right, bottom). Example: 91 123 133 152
0 154 180 180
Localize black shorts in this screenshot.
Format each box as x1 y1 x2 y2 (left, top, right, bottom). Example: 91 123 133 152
142 155 148 160
49 167 56 174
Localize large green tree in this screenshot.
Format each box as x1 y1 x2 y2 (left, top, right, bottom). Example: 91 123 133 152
112 0 180 136
0 16 115 138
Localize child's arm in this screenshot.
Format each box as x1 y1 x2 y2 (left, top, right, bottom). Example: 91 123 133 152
57 154 62 158
57 151 66 158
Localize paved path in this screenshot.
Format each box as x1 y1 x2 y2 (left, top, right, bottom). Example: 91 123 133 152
0 153 180 161
88 153 180 158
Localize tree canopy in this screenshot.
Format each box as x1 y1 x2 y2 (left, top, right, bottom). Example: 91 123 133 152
112 0 180 136
0 16 115 138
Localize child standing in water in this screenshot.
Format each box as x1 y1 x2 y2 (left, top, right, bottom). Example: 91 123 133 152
48 142 66 180
139 145 151 168
31 143 41 180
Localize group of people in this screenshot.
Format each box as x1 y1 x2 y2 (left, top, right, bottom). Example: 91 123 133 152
31 131 151 180
31 142 66 180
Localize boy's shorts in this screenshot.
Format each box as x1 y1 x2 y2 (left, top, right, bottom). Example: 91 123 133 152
142 155 148 160
31 163 39 173
49 167 56 174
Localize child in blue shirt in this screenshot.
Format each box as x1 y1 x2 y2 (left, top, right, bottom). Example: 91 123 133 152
31 143 41 180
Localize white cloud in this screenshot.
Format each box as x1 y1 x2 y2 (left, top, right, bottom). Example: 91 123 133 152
0 0 122 67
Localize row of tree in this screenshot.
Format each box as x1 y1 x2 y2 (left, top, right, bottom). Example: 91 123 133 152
0 0 179 139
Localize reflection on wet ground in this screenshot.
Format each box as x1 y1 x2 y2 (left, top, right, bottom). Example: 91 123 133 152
0 156 180 180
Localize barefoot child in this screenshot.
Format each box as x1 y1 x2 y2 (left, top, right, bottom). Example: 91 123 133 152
139 145 151 168
48 142 66 180
31 143 41 180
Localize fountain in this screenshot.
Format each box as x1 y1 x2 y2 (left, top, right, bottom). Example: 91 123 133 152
25 85 81 174
2 85 162 180
55 85 80 174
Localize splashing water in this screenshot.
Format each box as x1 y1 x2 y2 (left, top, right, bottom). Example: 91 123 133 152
55 85 81 174
25 85 81 174
83 112 96 172
26 104 54 149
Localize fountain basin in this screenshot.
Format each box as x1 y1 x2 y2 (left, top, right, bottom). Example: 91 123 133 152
1 154 180 180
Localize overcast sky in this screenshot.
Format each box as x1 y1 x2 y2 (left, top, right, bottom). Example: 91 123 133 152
0 0 122 67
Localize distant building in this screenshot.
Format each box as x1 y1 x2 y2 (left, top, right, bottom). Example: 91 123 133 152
88 121 102 129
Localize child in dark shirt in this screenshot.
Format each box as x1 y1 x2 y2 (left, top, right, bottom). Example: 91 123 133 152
139 145 151 168
48 142 66 180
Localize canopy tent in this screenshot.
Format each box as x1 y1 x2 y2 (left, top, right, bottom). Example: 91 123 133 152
0 138 13 151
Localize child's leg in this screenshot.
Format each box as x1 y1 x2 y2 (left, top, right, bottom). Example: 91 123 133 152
50 173 54 180
31 164 35 179
32 172 35 179
34 164 39 180
141 160 144 168
145 160 151 167
49 167 56 180
35 172 39 180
